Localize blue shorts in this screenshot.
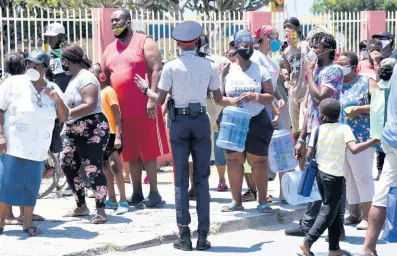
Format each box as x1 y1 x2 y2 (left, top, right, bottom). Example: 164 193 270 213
213 132 226 166
0 154 45 207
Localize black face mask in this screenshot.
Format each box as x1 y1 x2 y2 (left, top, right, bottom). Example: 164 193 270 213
237 47 254 60
62 64 69 72
378 66 393 81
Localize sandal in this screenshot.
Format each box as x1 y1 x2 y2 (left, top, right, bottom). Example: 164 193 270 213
17 214 45 222
221 203 244 212
329 249 352 256
5 218 23 225
217 183 228 192
24 226 40 236
63 207 90 217
257 202 273 213
90 214 107 224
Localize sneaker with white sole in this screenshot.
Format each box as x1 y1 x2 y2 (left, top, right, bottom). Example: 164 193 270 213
61 187 73 197
115 202 129 215
105 200 118 210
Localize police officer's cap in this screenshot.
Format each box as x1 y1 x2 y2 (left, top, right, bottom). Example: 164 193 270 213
172 21 203 45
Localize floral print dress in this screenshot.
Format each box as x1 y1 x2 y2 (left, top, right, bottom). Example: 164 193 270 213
339 75 371 143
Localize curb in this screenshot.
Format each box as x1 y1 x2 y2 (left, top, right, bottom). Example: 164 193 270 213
64 207 306 256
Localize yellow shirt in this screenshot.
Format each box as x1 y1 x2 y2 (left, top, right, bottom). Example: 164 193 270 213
308 123 356 177
100 86 120 134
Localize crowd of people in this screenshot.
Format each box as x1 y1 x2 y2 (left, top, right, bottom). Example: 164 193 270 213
0 9 395 256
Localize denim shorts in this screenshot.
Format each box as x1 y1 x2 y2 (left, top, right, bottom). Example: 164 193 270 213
0 154 45 207
213 132 226 166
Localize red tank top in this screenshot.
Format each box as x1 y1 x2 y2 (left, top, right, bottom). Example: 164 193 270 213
103 33 150 117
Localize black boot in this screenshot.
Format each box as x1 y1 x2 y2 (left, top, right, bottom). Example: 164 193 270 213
196 233 211 251
173 227 192 251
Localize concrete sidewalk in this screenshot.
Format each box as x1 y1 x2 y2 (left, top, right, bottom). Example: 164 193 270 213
0 167 306 256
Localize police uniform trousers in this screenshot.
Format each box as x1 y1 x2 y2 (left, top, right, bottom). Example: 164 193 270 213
170 113 211 235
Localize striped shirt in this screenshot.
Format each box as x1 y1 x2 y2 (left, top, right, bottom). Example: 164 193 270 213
158 50 220 108
308 123 356 177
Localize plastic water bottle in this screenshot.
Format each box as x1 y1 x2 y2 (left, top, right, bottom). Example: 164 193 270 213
216 106 252 152
281 171 321 206
268 129 297 173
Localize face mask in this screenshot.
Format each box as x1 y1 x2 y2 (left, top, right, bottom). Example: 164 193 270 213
307 49 317 62
341 66 352 76
361 51 368 59
286 30 300 47
113 22 129 37
236 47 254 60
269 40 281 52
26 68 40 82
381 39 390 49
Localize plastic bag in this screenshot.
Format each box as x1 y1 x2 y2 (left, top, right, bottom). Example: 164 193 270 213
382 187 397 242
370 88 391 140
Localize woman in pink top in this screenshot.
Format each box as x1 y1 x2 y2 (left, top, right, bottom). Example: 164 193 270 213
357 38 382 81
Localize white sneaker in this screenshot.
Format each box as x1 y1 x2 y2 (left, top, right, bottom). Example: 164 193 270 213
115 202 129 215
86 188 95 198
61 187 73 197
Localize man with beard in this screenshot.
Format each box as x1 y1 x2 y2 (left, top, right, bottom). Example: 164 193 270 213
102 9 169 208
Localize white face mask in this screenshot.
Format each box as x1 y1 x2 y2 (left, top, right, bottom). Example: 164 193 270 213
381 39 390 49
26 68 40 82
341 66 352 76
307 49 317 62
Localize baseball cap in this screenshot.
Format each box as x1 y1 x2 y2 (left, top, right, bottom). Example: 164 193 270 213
372 32 393 40
44 23 65 37
26 49 50 67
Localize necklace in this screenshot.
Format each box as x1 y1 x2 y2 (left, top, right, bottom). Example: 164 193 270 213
31 83 46 108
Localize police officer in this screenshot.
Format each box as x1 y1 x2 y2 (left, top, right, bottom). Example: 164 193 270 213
134 21 223 251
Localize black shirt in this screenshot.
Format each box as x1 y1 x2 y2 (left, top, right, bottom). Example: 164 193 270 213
46 51 72 93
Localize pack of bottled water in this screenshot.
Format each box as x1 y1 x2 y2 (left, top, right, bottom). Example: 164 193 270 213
216 106 252 152
268 129 297 173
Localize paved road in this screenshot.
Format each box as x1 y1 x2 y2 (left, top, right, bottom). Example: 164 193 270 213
103 222 397 256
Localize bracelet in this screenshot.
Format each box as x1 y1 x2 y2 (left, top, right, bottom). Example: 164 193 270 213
297 138 306 145
255 93 259 101
141 87 148 95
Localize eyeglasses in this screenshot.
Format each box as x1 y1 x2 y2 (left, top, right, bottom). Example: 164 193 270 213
34 92 42 108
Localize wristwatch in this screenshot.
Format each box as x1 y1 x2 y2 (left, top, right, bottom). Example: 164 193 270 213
141 86 148 95
297 138 306 145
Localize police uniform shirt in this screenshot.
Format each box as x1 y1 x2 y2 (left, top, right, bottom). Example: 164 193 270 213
158 50 220 108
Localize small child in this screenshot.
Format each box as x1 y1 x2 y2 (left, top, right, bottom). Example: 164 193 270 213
300 98 379 256
91 63 129 215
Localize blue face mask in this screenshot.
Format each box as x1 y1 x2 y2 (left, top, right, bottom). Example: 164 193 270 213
269 40 281 52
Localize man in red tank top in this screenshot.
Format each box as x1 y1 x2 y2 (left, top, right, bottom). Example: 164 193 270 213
102 9 169 208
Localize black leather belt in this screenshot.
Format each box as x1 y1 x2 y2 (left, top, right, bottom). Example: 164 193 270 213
175 107 207 115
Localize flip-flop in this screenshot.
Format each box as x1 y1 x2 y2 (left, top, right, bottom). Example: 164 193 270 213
17 214 46 222
63 208 90 217
24 226 40 237
90 214 107 224
257 202 273 214
221 203 244 212
5 218 23 225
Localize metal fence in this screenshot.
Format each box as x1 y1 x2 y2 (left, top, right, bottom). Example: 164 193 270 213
0 7 97 70
272 11 363 53
1 7 387 70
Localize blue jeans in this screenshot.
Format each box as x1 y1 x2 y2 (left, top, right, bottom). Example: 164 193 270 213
213 132 226 166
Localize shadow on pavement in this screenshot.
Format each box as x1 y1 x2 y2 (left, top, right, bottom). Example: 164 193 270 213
208 241 272 253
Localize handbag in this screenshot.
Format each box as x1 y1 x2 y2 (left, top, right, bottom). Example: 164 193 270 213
370 82 391 140
49 119 63 153
382 187 397 242
298 125 320 197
